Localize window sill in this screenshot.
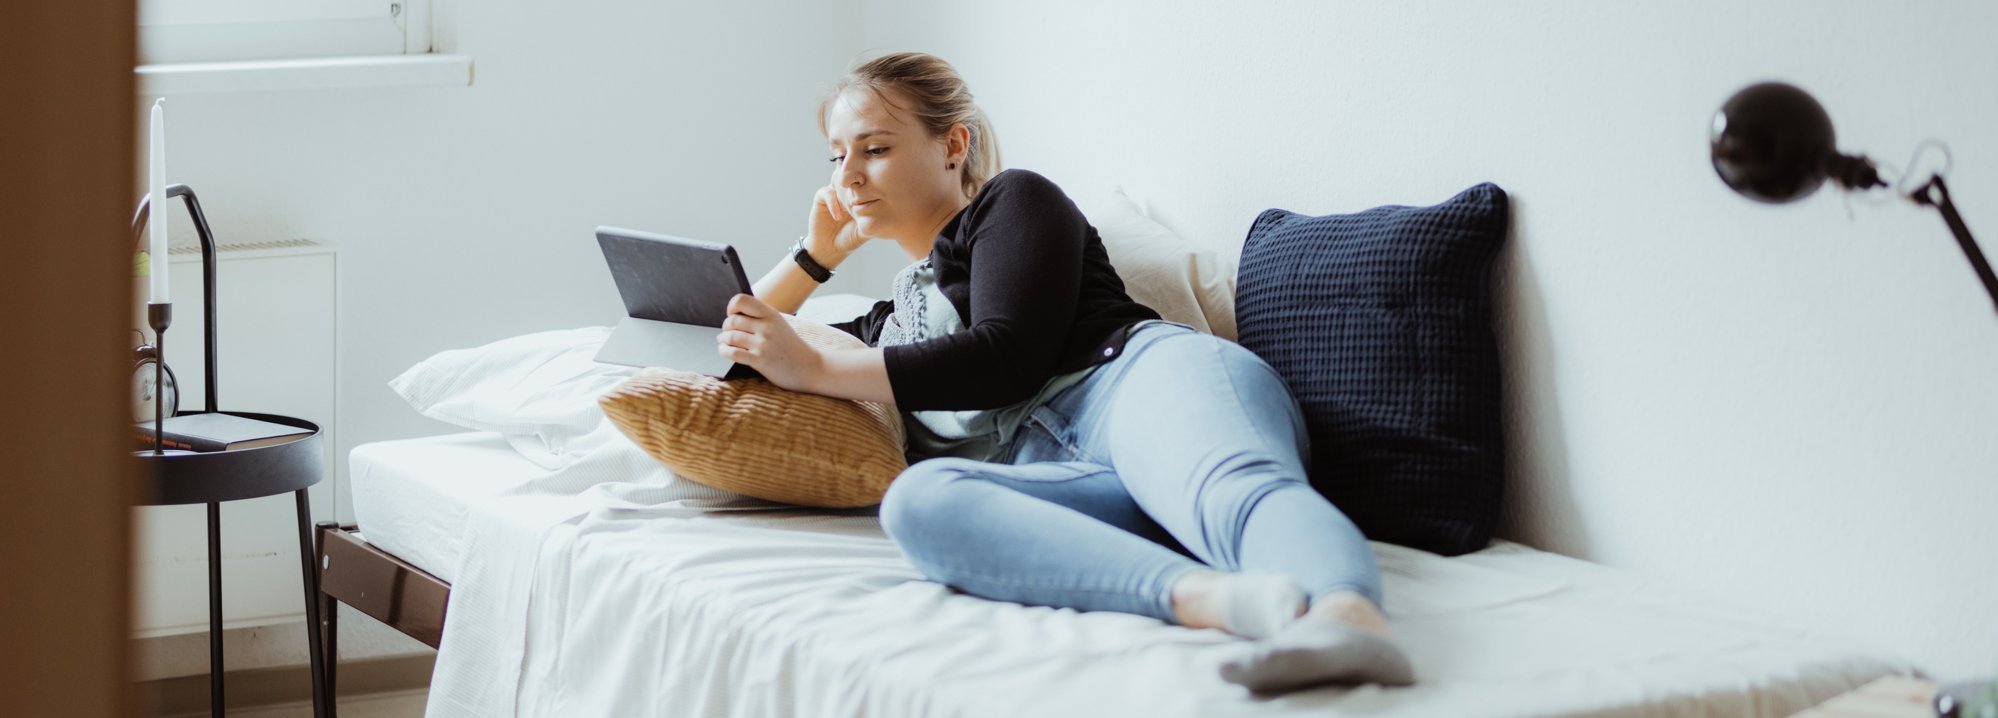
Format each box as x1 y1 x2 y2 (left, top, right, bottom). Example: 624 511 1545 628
136 54 473 95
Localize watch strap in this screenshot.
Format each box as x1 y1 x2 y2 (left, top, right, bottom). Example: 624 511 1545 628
791 238 835 283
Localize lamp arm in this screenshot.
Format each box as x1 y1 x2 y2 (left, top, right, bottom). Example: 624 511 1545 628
1909 174 1998 316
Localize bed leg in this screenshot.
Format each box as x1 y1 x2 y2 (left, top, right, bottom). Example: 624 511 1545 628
314 520 341 718
323 590 339 715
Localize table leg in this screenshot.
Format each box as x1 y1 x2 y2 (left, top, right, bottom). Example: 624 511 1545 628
296 490 329 718
208 501 223 718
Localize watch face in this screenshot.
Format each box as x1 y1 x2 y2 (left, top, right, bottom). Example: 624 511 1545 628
132 360 178 422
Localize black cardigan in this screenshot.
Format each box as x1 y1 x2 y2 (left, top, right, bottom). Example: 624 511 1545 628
830 169 1161 411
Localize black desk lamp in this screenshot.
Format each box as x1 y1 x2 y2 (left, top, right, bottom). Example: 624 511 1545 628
1715 82 1998 712
1710 81 1998 315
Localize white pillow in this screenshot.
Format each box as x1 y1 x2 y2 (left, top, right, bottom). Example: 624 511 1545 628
389 295 885 469
389 326 633 466
1081 187 1239 340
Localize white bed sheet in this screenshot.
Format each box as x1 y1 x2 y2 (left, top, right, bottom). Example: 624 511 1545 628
357 429 1914 717
495 509 1912 718
350 430 774 582
350 432 552 583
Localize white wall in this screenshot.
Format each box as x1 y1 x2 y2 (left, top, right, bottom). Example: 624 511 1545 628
144 0 902 520
135 0 889 673
861 0 1998 680
141 0 1995 683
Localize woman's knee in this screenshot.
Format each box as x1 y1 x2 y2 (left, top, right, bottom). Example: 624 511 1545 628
879 457 987 542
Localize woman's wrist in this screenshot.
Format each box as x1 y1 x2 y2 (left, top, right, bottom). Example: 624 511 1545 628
802 234 852 269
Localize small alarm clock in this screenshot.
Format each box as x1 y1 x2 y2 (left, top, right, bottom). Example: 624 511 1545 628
132 329 180 422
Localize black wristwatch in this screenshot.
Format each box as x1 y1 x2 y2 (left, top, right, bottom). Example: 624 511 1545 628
790 237 835 283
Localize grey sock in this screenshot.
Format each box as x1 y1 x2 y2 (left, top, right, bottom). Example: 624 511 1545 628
1219 572 1308 640
1218 616 1417 692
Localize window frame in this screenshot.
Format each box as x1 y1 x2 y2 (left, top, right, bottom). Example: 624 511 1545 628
137 0 432 65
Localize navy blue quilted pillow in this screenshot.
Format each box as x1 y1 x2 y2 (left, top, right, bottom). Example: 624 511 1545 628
1233 183 1509 556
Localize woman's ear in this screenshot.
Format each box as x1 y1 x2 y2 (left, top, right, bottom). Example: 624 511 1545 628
949 122 971 165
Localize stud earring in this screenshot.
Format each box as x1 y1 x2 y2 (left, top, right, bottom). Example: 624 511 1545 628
947 163 956 170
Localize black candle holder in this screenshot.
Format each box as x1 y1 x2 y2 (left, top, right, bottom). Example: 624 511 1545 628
145 301 173 454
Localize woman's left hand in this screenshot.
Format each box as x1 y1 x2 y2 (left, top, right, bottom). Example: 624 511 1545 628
717 293 822 392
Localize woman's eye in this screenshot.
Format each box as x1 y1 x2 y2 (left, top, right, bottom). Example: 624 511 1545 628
827 147 885 164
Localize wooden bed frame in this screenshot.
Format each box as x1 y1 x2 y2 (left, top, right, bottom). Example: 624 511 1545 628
311 521 453 717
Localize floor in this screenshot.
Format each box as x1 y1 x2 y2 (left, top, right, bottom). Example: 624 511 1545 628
160 690 428 718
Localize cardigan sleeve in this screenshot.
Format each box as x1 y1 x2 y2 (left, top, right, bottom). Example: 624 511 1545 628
882 170 1087 411
827 299 895 346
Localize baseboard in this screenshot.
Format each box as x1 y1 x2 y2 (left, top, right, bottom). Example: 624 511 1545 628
134 604 437 681
137 652 434 717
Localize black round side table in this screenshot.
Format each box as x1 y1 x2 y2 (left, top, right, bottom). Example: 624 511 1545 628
133 411 329 718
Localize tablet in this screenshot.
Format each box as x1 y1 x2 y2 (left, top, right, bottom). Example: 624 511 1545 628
593 226 752 376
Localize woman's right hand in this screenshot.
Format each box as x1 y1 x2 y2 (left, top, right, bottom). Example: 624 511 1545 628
809 184 868 257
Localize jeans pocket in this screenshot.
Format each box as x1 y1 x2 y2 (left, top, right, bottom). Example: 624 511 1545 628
1022 406 1085 461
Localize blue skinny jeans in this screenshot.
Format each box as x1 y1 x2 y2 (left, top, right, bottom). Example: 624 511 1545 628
878 321 1383 625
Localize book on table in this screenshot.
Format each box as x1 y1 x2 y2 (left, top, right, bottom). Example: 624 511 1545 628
135 412 312 452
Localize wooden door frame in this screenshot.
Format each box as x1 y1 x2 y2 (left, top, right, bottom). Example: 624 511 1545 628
0 2 140 715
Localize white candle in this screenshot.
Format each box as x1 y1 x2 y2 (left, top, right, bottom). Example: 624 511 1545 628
148 98 169 304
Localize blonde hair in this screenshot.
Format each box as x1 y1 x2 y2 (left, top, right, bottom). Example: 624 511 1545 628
819 52 1002 200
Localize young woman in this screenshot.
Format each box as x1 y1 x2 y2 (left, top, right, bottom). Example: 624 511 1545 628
717 52 1414 693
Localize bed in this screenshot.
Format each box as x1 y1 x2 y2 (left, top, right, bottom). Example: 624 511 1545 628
314 427 1915 717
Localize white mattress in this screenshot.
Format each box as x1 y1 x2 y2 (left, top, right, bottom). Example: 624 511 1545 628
351 429 762 584
351 432 550 583
355 432 1913 717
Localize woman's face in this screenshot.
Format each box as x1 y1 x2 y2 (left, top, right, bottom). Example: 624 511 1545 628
824 87 966 243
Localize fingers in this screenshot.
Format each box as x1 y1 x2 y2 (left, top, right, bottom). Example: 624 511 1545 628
719 294 792 366
816 185 845 223
726 293 770 318
721 313 777 333
715 328 760 357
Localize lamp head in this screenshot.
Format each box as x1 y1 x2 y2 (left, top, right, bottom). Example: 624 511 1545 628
1710 82 1839 203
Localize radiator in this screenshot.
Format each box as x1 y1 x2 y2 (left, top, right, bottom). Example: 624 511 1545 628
131 238 339 637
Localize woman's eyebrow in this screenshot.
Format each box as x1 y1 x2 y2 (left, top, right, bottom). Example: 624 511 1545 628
829 129 896 147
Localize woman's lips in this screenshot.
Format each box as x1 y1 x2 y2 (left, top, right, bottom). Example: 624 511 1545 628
852 199 878 212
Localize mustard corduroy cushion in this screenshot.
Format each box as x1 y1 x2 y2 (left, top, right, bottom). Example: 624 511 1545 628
598 318 905 508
